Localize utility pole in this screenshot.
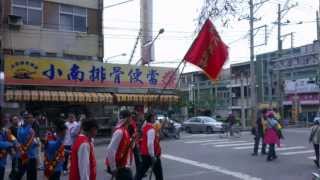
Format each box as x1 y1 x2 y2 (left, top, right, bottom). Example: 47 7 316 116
276 3 298 52
140 0 153 65
249 0 257 127
240 73 246 128
317 11 320 41
277 4 282 52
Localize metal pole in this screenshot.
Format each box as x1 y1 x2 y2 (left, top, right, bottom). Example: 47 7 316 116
240 73 246 128
277 4 282 52
249 0 257 126
140 0 153 65
317 11 320 41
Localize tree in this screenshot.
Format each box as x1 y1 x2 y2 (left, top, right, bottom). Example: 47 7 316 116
197 0 246 29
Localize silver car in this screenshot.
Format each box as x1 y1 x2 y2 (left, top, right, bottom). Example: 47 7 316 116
183 116 223 134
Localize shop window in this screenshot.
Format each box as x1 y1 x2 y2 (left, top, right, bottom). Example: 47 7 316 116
59 5 87 32
12 0 43 26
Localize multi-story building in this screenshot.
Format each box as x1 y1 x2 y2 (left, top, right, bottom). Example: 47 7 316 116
1 0 103 60
178 69 231 119
0 0 179 134
229 62 252 126
256 40 320 122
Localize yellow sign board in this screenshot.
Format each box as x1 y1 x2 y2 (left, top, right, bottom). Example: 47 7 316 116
5 56 177 89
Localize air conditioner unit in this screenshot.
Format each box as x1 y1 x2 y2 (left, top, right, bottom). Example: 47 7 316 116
8 15 23 29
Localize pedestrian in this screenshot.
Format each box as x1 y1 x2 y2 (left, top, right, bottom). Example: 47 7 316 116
128 112 142 176
264 111 281 161
0 112 17 180
226 112 236 136
63 113 78 175
9 115 20 180
16 111 39 180
44 120 67 180
69 119 98 180
309 118 320 168
252 109 267 156
106 110 134 180
135 112 163 180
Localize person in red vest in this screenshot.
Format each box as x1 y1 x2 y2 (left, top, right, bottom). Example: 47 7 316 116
135 112 163 180
69 120 98 180
106 110 133 180
128 112 142 174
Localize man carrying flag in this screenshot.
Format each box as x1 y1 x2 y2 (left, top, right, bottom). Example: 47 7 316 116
135 112 163 180
184 19 229 80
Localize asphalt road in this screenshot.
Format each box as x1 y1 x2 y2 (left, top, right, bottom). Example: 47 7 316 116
8 128 319 180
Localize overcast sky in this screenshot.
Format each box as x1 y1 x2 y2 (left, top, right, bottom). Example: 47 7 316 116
103 0 318 72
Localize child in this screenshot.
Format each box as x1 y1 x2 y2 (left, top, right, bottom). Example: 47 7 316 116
44 121 67 180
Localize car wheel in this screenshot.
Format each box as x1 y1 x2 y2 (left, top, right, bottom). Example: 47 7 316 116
206 127 214 134
175 129 181 139
186 127 192 134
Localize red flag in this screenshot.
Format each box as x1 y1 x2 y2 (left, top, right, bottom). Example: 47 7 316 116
184 19 229 80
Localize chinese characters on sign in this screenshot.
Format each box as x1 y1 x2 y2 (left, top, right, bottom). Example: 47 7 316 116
5 56 178 89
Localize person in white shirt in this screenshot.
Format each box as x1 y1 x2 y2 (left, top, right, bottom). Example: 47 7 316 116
69 120 98 180
63 113 78 174
106 110 133 180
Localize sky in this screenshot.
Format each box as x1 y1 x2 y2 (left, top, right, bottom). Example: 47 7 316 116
103 0 318 73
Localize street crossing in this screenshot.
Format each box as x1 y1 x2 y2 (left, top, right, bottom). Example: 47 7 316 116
180 134 315 160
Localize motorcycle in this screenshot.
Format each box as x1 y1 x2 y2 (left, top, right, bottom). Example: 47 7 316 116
160 120 181 139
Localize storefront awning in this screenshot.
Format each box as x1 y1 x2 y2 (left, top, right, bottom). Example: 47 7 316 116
114 94 179 104
5 90 113 104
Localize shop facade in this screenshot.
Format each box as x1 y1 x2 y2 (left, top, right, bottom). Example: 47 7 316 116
3 55 179 135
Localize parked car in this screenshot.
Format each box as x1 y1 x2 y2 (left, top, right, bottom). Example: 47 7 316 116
183 116 223 134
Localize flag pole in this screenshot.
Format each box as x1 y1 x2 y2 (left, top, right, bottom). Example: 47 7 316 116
155 59 185 104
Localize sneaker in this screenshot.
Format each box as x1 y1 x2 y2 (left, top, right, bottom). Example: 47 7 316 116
261 152 267 155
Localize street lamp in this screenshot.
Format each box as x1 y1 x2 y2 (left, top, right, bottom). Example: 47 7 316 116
142 28 165 48
104 53 127 63
139 28 165 65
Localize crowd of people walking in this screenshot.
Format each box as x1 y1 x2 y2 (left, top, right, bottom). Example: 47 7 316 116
0 109 163 180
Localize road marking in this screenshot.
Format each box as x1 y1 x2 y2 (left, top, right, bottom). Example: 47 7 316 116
183 134 220 138
215 143 254 147
280 150 314 155
202 141 247 146
276 146 305 151
185 139 224 144
233 146 254 150
162 154 262 180
307 156 315 160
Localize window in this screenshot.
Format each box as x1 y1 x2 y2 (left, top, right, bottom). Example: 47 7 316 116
12 0 42 25
60 5 87 32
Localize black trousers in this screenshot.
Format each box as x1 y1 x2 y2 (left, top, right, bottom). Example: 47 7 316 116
63 145 71 171
49 171 61 180
135 155 163 180
9 157 18 180
16 158 37 180
133 146 142 171
116 168 133 180
267 144 276 160
0 167 5 180
314 144 319 163
253 135 266 154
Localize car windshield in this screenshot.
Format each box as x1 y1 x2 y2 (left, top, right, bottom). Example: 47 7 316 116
203 117 217 123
